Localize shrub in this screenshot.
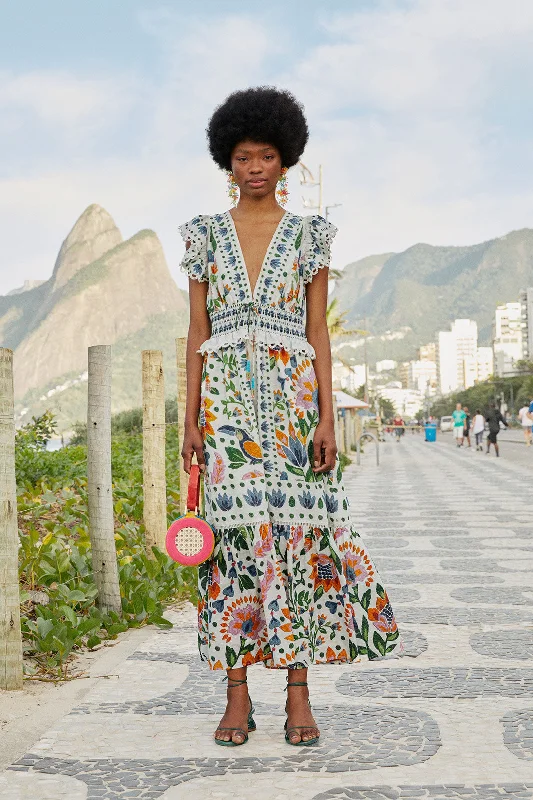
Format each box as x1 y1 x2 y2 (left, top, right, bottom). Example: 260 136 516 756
17 413 195 678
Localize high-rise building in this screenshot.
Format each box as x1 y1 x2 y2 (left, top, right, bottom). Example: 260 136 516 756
493 302 522 376
437 330 458 394
437 319 478 394
520 287 533 361
399 362 410 388
477 347 494 382
419 342 436 362
375 359 397 373
407 360 437 393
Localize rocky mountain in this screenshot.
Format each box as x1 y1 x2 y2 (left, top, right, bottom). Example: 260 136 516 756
332 228 533 359
1 205 189 430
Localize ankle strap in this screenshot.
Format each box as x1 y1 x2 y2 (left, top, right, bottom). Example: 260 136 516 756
285 681 308 689
224 677 248 687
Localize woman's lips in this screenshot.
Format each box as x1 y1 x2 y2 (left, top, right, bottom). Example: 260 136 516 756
248 179 267 187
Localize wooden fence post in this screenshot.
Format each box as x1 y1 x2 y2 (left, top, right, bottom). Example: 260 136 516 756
87 345 121 614
142 350 167 553
176 337 188 513
0 349 23 689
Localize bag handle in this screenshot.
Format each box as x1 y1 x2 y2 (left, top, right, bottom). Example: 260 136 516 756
186 464 201 512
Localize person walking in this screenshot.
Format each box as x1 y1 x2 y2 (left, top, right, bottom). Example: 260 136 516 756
518 401 533 447
463 406 472 448
485 403 508 457
392 413 405 442
452 402 467 447
471 409 485 451
180 87 402 748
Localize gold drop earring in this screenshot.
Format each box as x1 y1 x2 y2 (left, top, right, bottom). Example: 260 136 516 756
227 172 239 206
276 167 289 206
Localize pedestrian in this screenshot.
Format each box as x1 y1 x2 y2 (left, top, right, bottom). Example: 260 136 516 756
452 402 467 447
518 401 533 447
180 87 402 748
392 413 405 442
471 409 485 451
485 402 508 457
463 406 472 448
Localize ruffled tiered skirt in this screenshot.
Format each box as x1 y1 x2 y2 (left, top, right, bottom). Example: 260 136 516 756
197 341 402 669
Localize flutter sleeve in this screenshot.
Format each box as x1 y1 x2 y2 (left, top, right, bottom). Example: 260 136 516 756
179 215 210 282
301 215 338 284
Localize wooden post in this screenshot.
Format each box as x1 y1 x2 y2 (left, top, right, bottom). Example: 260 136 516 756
332 394 341 453
176 337 188 513
87 345 121 614
339 414 346 454
0 349 23 690
142 350 167 553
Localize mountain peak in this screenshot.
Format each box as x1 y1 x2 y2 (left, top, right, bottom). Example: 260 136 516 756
52 204 123 290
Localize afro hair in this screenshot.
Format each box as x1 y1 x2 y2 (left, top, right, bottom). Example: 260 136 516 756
207 86 309 171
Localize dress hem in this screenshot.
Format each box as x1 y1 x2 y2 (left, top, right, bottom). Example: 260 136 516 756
201 649 404 671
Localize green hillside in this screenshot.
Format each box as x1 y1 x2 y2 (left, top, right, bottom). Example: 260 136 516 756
16 312 188 432
333 228 533 358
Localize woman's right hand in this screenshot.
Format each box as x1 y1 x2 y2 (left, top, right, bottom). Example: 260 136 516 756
181 424 206 473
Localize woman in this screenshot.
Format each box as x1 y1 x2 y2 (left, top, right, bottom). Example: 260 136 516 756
471 409 485 451
181 87 402 748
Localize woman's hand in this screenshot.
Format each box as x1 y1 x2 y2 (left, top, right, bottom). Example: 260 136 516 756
181 423 206 474
312 420 337 473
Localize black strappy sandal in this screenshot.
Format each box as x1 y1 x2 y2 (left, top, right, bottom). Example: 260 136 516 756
214 677 256 747
284 679 320 746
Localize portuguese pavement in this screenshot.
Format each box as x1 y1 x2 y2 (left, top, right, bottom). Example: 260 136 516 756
2 435 533 798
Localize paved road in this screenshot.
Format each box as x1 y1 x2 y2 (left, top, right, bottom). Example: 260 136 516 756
421 426 533 470
3 437 533 798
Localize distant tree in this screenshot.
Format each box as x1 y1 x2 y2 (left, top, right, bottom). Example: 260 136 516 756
326 298 365 340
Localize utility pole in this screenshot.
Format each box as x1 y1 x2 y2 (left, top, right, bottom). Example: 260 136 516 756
325 204 341 221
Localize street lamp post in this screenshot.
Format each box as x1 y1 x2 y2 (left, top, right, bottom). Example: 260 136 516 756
299 162 340 220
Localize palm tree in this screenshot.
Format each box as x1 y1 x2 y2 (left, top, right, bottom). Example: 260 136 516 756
326 297 367 340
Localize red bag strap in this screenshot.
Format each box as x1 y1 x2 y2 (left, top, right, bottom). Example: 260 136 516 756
186 464 201 512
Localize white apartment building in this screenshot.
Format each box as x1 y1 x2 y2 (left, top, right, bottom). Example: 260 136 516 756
437 319 478 394
477 347 494 382
332 360 366 392
493 302 522 376
520 287 533 361
379 385 424 418
408 360 437 394
376 359 397 373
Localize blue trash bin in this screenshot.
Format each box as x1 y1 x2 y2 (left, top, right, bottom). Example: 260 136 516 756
425 424 437 442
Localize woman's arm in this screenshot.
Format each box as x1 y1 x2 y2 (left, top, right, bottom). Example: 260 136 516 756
182 276 211 473
305 267 337 473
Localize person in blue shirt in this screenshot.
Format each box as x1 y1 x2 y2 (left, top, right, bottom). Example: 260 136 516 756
452 403 467 447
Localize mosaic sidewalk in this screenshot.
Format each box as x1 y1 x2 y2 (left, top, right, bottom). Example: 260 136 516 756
2 437 533 799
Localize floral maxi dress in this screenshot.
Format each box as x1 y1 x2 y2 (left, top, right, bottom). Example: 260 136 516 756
180 210 402 670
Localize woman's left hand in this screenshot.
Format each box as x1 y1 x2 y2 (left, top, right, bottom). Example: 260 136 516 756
312 420 337 473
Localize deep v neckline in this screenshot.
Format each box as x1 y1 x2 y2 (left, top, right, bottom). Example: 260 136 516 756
226 210 288 302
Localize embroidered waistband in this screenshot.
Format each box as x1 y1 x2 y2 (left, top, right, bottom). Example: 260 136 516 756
200 303 315 357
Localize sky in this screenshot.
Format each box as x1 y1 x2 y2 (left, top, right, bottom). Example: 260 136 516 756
1 0 533 295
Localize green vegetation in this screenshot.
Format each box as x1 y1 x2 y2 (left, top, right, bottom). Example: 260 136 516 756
58 255 110 302
15 312 188 433
429 368 533 420
333 227 533 363
17 410 195 679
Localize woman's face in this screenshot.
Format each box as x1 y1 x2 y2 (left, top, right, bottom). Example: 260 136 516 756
230 140 282 201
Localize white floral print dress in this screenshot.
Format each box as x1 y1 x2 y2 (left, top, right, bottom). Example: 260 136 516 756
180 210 401 670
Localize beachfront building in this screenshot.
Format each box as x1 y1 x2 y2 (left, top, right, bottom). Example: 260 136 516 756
493 302 523 376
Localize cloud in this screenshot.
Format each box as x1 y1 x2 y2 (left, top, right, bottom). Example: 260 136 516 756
2 0 533 298
0 70 135 130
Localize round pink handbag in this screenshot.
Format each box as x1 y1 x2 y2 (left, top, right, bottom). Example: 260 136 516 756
165 464 215 566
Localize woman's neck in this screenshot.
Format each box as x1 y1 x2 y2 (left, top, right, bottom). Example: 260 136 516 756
231 192 285 220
